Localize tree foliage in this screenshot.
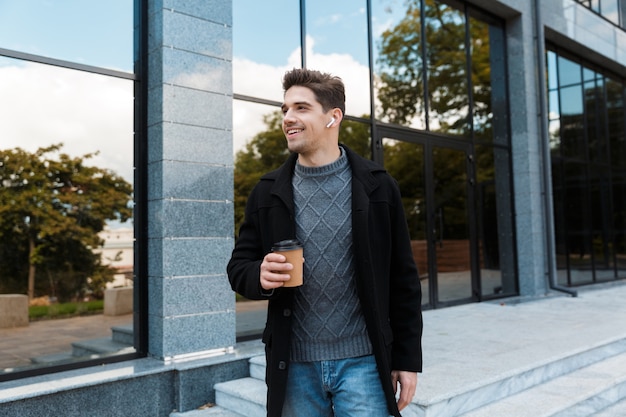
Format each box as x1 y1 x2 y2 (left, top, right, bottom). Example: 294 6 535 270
376 0 493 138
0 144 133 301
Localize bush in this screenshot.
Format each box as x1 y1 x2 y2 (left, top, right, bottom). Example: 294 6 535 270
29 300 104 320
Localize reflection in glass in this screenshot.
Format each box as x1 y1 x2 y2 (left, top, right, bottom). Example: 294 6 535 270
432 146 472 302
564 161 593 284
0 59 135 374
426 2 469 137
469 17 492 142
590 167 614 280
233 0 299 101
475 145 516 296
305 0 371 118
614 170 626 276
552 159 568 285
606 77 625 168
0 1 133 72
382 138 428 306
559 85 585 159
373 0 426 129
548 48 626 285
601 0 620 25
558 55 581 87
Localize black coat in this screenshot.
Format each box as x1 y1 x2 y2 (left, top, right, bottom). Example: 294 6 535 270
227 146 423 417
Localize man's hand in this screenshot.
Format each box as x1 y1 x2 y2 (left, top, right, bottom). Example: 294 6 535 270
260 252 293 290
391 370 417 411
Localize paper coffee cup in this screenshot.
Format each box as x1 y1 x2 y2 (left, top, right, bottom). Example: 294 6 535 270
271 239 304 287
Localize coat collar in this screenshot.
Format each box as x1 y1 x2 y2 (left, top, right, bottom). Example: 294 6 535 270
260 144 386 212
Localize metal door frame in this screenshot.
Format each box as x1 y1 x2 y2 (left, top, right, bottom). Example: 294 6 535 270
376 126 480 308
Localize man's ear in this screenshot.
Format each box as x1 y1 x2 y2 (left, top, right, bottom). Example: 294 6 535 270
331 108 343 124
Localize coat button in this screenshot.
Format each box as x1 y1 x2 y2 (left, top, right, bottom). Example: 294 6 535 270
283 308 291 317
278 361 287 370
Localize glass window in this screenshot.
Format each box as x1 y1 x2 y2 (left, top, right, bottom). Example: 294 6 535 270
548 46 626 285
475 145 516 296
0 0 133 72
558 56 581 88
426 2 469 137
233 0 299 102
382 138 428 306
606 77 625 168
469 18 493 142
305 0 371 118
372 0 426 129
559 84 585 159
601 0 620 25
0 0 135 379
613 169 626 277
564 161 594 284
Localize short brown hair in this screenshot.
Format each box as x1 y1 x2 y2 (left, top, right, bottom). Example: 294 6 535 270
282 68 345 117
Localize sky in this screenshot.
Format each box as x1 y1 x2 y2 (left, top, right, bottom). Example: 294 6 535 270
0 1 406 184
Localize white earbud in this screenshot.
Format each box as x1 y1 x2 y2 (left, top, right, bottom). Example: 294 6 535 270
326 117 336 128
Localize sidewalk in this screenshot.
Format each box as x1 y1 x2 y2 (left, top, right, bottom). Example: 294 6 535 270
0 301 268 371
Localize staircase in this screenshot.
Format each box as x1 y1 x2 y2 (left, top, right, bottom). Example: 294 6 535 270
171 337 626 417
31 324 134 366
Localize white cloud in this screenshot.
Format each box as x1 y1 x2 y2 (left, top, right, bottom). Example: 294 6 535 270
0 62 133 182
232 37 371 152
0 40 372 176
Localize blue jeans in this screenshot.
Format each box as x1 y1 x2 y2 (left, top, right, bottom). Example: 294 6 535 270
281 354 392 417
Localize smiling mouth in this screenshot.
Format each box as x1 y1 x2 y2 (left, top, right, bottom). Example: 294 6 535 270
286 128 302 135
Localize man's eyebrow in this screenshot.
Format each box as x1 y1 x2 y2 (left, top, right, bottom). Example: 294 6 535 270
281 101 313 110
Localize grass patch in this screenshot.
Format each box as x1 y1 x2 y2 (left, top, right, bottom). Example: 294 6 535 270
29 300 104 320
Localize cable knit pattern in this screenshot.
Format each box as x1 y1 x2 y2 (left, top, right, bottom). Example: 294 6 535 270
290 147 372 362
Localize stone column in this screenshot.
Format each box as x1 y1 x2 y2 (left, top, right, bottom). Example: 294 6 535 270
146 0 235 359
506 3 551 297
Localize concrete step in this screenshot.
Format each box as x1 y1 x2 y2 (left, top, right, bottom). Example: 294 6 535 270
400 337 626 417
591 398 626 417
170 405 246 417
214 377 266 417
111 324 133 345
213 339 626 417
71 337 134 357
248 355 265 381
457 352 626 417
30 352 79 366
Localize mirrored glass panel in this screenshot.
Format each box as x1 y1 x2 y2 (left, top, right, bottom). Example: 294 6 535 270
0 0 133 72
233 0 300 102
564 161 594 284
469 17 492 142
475 145 516 296
426 2 469 137
614 169 626 277
382 138 428 306
305 0 371 118
0 57 134 375
590 166 614 280
606 77 625 168
372 0 426 129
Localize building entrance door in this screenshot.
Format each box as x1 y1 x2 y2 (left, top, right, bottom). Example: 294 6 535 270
378 128 478 308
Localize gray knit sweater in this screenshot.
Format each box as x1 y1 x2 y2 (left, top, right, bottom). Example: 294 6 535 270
290 147 372 362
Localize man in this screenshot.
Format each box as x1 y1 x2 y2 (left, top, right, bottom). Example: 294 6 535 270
227 68 422 417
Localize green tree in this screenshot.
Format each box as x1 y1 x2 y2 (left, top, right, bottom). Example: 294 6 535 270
0 144 133 300
376 0 493 137
233 110 371 235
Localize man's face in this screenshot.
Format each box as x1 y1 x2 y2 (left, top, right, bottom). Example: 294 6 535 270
281 86 332 156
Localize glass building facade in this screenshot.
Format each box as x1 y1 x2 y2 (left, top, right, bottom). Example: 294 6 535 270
233 0 517 309
0 1 140 379
0 0 624 414
547 46 626 286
